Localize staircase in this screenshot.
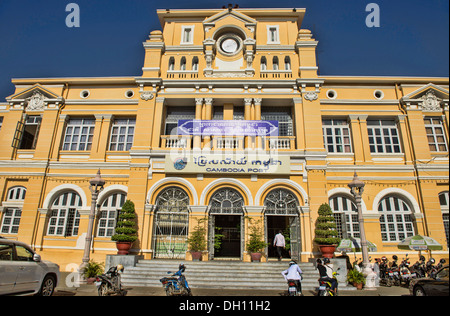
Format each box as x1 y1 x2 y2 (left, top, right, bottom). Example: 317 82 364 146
121 259 320 291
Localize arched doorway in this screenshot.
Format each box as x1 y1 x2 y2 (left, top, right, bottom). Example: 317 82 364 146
208 188 245 260
153 187 190 259
263 188 301 261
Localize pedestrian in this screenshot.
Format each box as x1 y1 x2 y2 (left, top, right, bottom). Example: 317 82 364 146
273 230 285 261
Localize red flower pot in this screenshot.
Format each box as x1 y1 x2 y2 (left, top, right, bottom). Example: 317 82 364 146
190 251 202 261
319 245 336 259
250 252 262 262
116 242 132 255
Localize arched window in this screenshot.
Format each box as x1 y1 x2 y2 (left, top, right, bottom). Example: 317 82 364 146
180 57 186 71
97 192 127 237
1 186 27 234
168 57 175 71
264 188 299 216
284 56 291 70
329 195 359 238
439 191 449 248
272 56 279 70
192 57 199 71
378 195 415 242
47 191 82 237
260 56 267 71
209 188 244 214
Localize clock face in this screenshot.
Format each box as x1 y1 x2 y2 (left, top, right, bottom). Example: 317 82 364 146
221 38 239 54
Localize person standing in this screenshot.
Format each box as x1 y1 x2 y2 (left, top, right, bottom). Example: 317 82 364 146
273 230 286 261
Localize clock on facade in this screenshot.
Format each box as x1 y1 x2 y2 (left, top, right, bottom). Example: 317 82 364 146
218 35 241 55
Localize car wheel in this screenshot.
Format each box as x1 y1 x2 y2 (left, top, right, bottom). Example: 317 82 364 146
414 285 426 296
37 275 56 296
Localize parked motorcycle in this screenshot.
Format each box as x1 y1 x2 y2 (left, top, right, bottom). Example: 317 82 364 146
287 279 301 296
399 255 415 286
379 257 393 287
95 265 127 296
159 263 192 296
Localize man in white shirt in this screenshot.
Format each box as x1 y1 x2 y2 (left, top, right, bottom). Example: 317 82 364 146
273 230 286 261
282 260 303 295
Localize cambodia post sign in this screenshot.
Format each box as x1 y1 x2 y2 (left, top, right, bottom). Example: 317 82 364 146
177 120 279 137
165 154 290 175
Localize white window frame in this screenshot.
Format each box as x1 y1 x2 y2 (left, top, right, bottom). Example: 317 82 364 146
97 192 127 238
0 117 3 132
425 117 448 152
367 119 402 154
62 118 95 151
109 118 136 151
329 195 359 238
47 192 81 237
267 25 280 44
440 191 449 248
181 25 194 45
1 187 27 235
322 119 353 153
378 196 415 242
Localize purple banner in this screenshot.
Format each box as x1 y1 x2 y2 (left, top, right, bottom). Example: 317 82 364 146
177 120 279 136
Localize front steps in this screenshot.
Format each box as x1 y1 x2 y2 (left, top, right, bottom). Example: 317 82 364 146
121 259 321 291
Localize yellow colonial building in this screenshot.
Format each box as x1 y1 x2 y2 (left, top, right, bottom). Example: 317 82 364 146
0 7 448 270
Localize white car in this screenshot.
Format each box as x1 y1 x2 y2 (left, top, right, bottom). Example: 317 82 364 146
0 237 60 296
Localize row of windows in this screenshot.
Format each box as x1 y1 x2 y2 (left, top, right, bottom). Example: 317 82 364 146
323 117 448 154
2 185 448 247
5 113 448 153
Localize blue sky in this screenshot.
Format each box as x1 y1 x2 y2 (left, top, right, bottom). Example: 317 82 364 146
0 0 448 100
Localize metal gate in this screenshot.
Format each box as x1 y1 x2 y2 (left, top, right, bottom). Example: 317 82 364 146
153 187 190 259
154 212 189 259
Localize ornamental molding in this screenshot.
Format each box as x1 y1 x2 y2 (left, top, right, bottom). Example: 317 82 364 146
140 91 155 101
304 91 318 102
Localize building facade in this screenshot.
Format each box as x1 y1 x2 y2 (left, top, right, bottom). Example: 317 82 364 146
0 7 448 270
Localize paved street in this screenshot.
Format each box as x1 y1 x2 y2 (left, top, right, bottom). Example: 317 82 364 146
55 272 411 297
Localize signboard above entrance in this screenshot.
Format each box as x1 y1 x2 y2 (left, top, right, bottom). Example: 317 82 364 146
165 153 291 175
177 120 279 137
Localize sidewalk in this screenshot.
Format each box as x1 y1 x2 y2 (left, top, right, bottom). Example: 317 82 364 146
56 272 410 297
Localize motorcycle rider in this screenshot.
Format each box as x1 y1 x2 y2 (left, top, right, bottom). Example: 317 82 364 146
317 258 338 294
282 260 303 295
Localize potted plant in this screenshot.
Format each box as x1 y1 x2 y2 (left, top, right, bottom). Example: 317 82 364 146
246 217 268 262
187 217 207 261
111 200 137 255
313 203 341 258
347 268 366 290
82 260 104 284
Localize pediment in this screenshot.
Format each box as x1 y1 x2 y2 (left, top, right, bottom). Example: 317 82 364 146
401 83 449 112
6 84 64 111
203 9 257 30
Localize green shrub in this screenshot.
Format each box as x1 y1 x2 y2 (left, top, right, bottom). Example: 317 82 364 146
313 203 341 245
111 200 138 243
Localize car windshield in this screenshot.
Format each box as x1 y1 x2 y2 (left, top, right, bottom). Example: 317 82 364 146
436 267 449 280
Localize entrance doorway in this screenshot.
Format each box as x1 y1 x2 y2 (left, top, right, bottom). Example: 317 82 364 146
266 216 300 260
263 188 301 261
208 188 245 260
213 215 241 258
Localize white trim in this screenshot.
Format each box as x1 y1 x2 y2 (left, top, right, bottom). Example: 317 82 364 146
254 179 308 206
97 185 129 206
147 177 198 206
327 187 368 213
372 188 421 215
266 25 280 44
181 25 195 45
200 178 253 206
43 184 88 209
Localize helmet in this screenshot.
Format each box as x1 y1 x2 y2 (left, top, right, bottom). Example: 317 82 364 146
179 263 186 272
440 259 446 264
117 264 124 272
392 255 398 261
381 256 387 261
420 255 425 261
323 258 330 264
429 258 435 264
289 260 297 266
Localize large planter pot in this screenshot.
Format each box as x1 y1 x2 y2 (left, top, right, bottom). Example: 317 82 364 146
250 252 262 262
319 245 336 259
190 251 202 261
116 242 132 255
